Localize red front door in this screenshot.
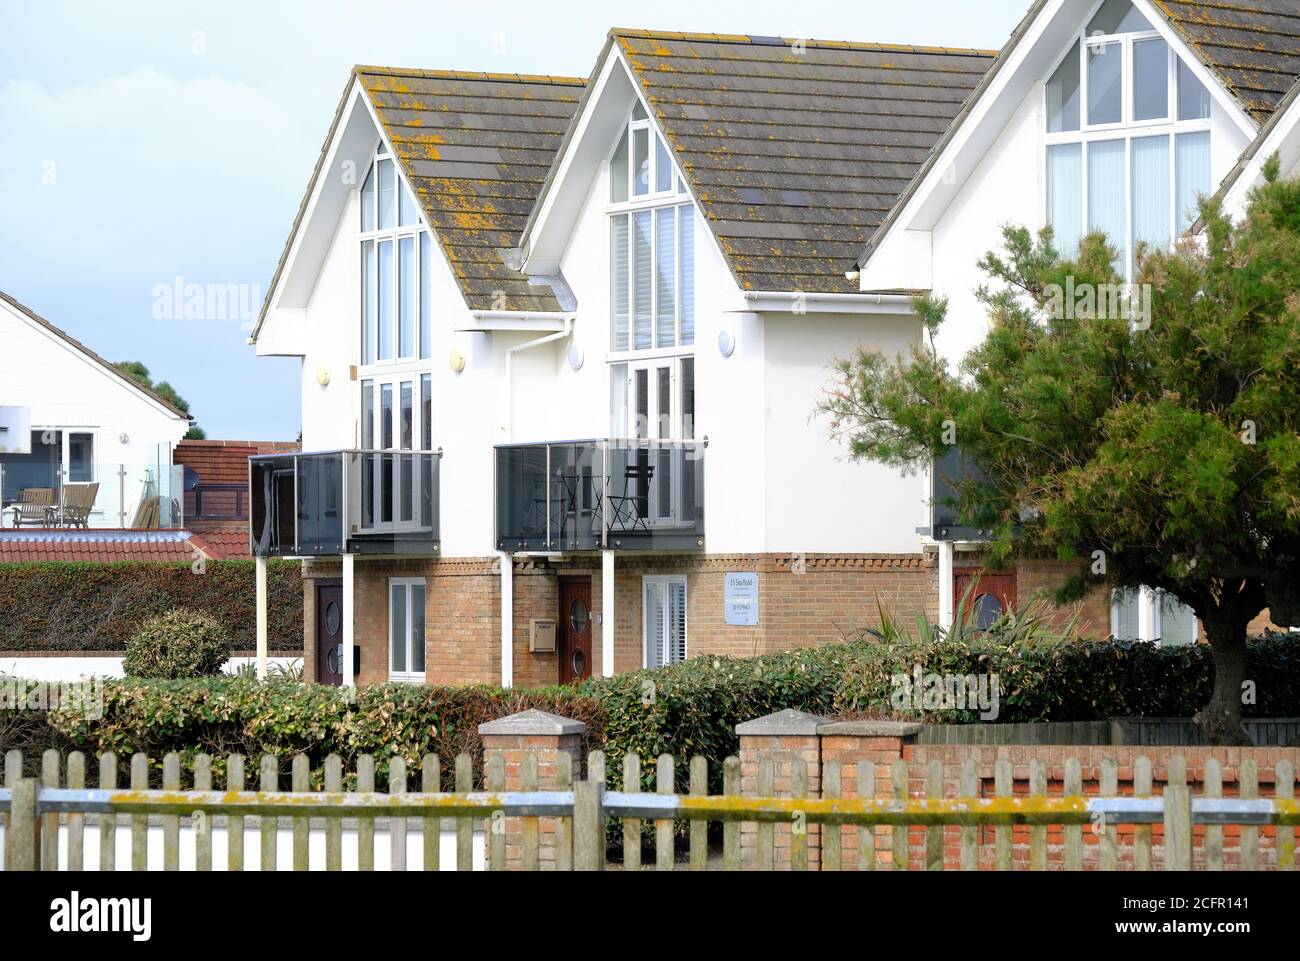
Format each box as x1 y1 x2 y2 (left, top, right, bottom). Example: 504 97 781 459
954 570 1017 629
558 577 593 684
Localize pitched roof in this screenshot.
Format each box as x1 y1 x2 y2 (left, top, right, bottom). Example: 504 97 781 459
612 30 996 293
0 529 211 564
357 68 585 312
1153 0 1300 124
0 290 191 420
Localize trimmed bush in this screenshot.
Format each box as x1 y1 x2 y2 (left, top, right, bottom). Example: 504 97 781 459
0 560 302 653
123 609 233 679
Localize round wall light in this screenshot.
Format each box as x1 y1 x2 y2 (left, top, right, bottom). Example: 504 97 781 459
449 349 466 373
718 329 736 358
315 366 331 387
567 344 584 371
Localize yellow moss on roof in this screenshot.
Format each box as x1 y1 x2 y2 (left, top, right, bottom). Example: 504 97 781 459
610 27 997 59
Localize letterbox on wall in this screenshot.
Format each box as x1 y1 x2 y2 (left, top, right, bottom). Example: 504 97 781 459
530 618 557 653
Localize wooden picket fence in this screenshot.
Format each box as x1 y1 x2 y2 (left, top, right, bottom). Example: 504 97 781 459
1 748 1296 871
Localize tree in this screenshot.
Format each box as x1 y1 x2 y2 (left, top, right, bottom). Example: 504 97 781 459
114 361 204 438
819 163 1300 745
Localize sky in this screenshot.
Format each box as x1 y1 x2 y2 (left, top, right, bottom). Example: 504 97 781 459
0 0 1030 440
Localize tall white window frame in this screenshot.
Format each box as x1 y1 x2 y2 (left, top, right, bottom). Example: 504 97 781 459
388 576 426 682
1042 0 1213 276
1111 585 1199 645
643 574 687 669
359 374 433 533
359 139 433 368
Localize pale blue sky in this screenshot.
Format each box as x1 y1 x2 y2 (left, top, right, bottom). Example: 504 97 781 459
0 0 1029 439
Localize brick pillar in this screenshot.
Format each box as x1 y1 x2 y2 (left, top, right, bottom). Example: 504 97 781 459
737 709 826 870
816 720 922 870
479 709 585 871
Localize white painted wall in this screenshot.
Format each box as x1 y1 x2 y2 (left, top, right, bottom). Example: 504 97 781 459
0 298 190 526
0 656 299 682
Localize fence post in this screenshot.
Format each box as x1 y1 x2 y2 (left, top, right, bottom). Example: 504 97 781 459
1163 784 1192 871
479 709 586 871
10 778 39 871
573 775 605 871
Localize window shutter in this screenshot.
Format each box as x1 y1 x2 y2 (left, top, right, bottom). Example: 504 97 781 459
655 207 676 348
644 580 665 669
668 579 687 664
411 584 426 672
610 216 629 351
679 207 694 346
1114 588 1140 640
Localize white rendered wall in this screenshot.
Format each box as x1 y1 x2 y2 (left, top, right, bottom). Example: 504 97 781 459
0 299 189 526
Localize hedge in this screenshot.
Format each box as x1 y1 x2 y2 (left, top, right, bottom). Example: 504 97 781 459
6 632 1293 791
0 560 302 653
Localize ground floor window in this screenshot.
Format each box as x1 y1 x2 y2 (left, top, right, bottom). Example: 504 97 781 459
643 575 687 669
1112 586 1197 645
0 428 95 503
389 577 426 681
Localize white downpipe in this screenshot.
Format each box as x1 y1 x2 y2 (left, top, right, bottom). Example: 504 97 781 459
255 555 269 680
342 553 355 688
602 550 615 677
503 317 572 438
500 551 514 688
937 541 955 631
1139 585 1160 643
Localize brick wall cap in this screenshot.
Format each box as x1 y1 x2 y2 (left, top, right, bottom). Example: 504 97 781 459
478 709 586 736
736 708 828 736
817 720 924 737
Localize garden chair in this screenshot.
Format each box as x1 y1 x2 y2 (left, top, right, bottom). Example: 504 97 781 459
59 482 99 528
9 487 55 528
604 463 654 532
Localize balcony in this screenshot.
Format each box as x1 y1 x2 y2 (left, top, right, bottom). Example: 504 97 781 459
250 449 441 557
495 439 704 552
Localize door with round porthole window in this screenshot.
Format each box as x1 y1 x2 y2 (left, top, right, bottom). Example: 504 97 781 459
315 581 344 686
558 577 593 684
953 571 1017 631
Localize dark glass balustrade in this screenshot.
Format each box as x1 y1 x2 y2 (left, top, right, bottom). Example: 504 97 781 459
250 450 440 557
496 439 704 552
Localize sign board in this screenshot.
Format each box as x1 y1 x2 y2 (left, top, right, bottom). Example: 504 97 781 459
724 571 760 626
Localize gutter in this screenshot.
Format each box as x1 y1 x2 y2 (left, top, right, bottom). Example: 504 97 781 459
739 290 919 314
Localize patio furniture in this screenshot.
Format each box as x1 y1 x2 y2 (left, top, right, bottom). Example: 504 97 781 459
58 482 100 528
9 487 55 528
604 463 654 532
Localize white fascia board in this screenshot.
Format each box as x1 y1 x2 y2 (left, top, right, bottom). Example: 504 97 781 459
253 307 308 356
521 51 635 275
452 310 573 332
734 291 918 316
1221 92 1300 216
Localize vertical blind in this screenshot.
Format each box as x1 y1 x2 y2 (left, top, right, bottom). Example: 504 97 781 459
644 577 687 669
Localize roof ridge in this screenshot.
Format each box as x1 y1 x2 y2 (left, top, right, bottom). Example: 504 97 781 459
353 64 587 85
608 27 998 58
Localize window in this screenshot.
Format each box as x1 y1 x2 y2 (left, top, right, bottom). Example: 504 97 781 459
1111 586 1198 645
608 106 695 353
0 430 96 504
359 374 433 533
359 145 433 365
1044 0 1213 275
389 578 426 681
644 575 687 668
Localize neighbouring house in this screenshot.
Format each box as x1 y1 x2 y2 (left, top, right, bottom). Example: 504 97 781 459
248 0 1300 688
0 290 193 529
174 438 299 558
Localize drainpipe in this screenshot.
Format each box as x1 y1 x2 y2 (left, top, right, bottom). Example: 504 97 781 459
503 317 573 439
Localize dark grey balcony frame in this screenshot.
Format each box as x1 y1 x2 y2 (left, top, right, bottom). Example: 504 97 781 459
249 448 442 558
495 438 705 554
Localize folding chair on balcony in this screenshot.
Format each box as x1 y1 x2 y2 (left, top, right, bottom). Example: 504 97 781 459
604 463 654 533
9 487 55 528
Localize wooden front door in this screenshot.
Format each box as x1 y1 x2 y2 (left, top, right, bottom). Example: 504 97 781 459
315 581 344 686
954 570 1017 629
558 577 593 684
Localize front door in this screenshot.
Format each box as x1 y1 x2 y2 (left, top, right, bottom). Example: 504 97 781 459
558 577 593 684
953 570 1017 630
315 581 344 685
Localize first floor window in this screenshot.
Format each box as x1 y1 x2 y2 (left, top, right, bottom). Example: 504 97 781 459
389 578 426 680
644 575 687 669
1112 586 1197 645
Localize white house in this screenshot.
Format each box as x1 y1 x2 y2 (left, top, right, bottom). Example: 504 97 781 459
249 0 1300 687
0 291 192 529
